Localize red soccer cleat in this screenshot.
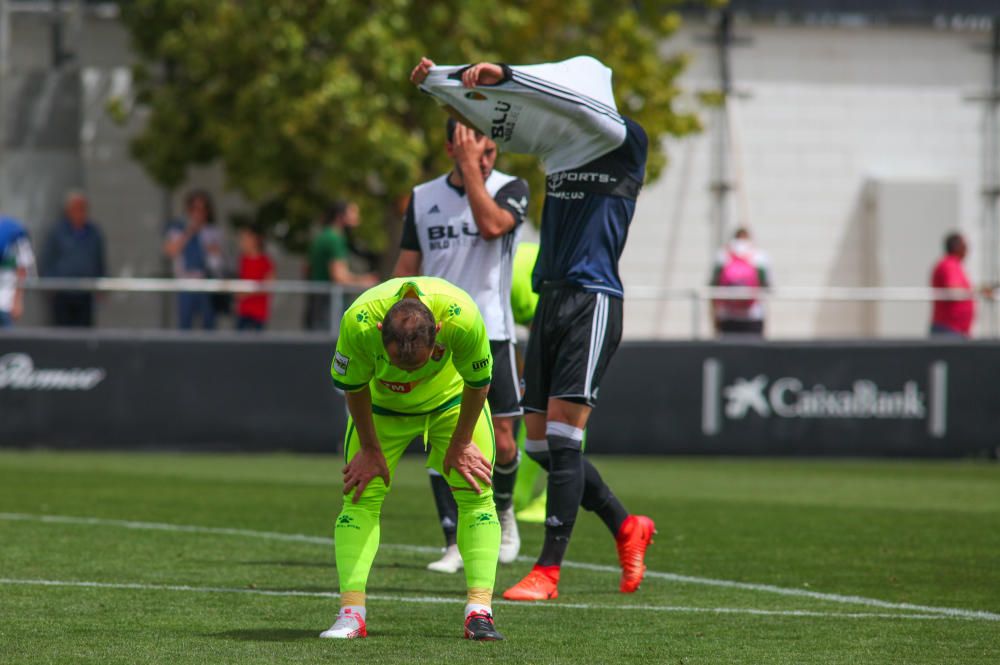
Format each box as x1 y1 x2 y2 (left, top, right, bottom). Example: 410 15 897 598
502 565 560 601
616 515 656 593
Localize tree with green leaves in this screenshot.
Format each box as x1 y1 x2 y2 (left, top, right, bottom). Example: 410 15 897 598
117 1 705 257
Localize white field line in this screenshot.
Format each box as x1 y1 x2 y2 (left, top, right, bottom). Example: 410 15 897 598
0 577 972 622
3 512 999 623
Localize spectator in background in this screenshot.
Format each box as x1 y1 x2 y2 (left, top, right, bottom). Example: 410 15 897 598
0 216 36 328
41 191 106 327
710 227 771 336
235 225 274 332
930 231 980 338
304 200 379 330
163 190 225 330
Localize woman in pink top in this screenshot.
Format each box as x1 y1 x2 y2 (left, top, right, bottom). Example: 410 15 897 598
930 232 975 337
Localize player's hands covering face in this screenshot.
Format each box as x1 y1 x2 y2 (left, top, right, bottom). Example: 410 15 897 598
443 442 493 494
342 447 391 503
451 124 487 171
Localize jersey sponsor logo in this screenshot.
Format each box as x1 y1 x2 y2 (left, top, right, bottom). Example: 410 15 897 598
333 351 350 376
431 343 446 362
447 303 462 317
426 223 481 251
427 224 479 240
0 353 106 391
356 311 370 323
428 204 440 214
465 91 487 101
379 379 415 393
547 170 618 191
491 100 520 142
472 357 490 372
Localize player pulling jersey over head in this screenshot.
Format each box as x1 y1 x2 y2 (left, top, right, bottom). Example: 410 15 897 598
413 56 656 601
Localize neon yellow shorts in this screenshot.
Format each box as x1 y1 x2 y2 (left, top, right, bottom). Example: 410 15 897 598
343 399 495 492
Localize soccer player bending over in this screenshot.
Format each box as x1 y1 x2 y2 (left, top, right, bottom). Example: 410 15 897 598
412 56 656 600
321 277 503 640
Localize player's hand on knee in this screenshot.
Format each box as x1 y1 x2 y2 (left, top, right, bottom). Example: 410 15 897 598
410 57 435 85
342 448 391 503
443 443 493 494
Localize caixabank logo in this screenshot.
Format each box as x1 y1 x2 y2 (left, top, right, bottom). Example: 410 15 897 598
700 358 948 438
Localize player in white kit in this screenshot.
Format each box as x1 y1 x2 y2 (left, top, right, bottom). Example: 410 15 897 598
394 117 530 571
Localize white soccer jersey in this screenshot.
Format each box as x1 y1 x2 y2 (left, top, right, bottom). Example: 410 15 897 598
420 56 627 174
400 170 528 341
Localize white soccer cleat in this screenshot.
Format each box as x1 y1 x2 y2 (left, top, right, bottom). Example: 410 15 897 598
498 505 521 564
427 544 464 574
319 608 367 639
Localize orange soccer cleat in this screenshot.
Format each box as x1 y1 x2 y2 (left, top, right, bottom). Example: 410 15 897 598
502 565 560 601
616 515 656 593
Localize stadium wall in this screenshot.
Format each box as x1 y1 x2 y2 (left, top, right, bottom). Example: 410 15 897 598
624 20 996 339
1 333 996 458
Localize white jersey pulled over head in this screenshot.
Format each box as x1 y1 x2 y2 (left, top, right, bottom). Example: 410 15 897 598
420 56 627 175
400 169 528 341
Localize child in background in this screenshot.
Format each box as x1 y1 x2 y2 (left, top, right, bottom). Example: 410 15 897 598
235 226 274 331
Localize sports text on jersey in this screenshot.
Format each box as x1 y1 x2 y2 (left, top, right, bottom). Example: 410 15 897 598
546 166 641 200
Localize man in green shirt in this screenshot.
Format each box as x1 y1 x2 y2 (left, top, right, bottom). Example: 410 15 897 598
305 201 378 330
320 276 504 642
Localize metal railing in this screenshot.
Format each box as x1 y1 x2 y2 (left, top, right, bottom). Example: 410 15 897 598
18 277 368 336
13 278 995 339
627 285 996 339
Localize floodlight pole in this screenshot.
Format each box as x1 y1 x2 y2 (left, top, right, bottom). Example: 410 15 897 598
703 9 751 264
971 20 1000 337
987 19 1000 338
710 9 734 259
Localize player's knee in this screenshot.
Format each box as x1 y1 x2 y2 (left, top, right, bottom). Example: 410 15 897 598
546 421 584 452
525 446 551 471
453 487 496 513
342 483 388 514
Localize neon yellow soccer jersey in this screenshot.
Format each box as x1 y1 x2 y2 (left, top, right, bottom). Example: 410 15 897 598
331 277 493 414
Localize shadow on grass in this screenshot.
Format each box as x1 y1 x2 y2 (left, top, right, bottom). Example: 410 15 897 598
213 627 461 641
236 559 335 568
213 628 318 642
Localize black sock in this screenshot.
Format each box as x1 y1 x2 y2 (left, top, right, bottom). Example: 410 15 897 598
492 453 519 512
525 447 551 471
581 458 629 536
429 473 458 547
537 442 584 567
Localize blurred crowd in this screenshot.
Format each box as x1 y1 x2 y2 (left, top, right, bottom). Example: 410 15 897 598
0 187 991 338
0 189 381 332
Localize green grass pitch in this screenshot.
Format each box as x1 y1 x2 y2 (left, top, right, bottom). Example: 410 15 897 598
0 450 998 664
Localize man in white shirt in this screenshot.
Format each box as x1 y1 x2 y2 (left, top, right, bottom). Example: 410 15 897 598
394 117 530 571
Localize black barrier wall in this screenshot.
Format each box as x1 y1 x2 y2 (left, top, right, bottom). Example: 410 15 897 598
1 332 998 456
0 331 345 451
